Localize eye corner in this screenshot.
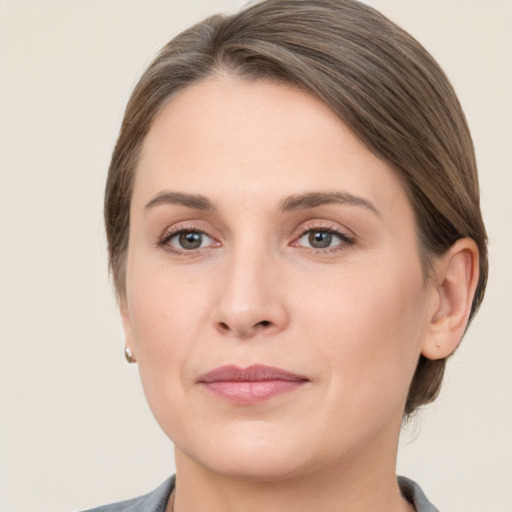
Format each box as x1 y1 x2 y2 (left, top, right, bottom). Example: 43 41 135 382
290 222 356 254
156 224 221 255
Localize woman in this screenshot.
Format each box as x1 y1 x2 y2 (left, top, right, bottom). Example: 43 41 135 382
90 0 487 510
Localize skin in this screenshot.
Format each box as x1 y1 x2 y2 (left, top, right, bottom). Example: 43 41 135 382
121 75 478 512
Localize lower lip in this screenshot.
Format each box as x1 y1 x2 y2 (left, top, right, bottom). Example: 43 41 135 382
201 379 307 405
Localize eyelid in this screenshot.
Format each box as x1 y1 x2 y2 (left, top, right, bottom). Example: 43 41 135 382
157 221 221 253
290 220 357 252
293 220 356 240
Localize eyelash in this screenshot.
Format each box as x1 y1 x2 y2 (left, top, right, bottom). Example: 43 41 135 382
291 223 356 253
157 225 218 255
157 223 356 255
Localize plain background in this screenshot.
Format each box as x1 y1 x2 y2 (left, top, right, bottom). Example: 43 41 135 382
0 1 510 511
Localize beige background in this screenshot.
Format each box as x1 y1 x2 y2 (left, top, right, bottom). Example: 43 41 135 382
0 1 510 511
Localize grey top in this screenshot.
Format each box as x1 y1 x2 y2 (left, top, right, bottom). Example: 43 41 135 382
399 476 440 512
82 474 439 512
82 476 174 512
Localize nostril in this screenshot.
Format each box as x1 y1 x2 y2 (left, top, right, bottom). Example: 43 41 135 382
216 319 275 336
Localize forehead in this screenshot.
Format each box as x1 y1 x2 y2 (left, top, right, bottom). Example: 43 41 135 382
134 75 409 215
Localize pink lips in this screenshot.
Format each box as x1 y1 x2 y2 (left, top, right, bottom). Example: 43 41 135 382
198 364 309 405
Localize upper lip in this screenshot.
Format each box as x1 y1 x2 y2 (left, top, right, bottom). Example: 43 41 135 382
198 364 308 383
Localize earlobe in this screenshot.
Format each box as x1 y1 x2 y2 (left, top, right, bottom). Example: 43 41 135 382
422 238 479 360
120 298 136 363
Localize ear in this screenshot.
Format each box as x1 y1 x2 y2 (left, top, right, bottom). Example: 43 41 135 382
120 297 136 362
422 238 480 360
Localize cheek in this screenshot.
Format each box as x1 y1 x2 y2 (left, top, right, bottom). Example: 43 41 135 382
296 260 429 404
127 240 208 340
124 252 206 392
126 272 207 437
128 274 205 363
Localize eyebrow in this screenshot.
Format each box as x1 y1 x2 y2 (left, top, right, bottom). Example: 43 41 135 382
279 191 380 216
144 190 379 216
144 191 216 212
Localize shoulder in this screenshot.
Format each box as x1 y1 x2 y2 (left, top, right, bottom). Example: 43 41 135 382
81 475 434 511
398 476 439 512
80 476 175 512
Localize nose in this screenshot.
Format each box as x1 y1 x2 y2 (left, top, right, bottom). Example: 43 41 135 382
213 246 289 340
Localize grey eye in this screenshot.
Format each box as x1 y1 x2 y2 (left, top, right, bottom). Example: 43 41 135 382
178 231 203 250
167 230 215 251
308 231 333 249
296 230 342 249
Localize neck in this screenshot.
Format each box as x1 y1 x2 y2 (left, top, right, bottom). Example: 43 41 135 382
170 428 414 512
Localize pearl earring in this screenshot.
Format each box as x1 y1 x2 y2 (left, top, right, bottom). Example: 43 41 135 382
124 346 136 363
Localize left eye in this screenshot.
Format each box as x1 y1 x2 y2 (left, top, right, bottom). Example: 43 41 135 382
167 230 215 251
296 230 345 249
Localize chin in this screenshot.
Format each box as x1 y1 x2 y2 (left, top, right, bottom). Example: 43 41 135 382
200 449 311 483
175 421 321 482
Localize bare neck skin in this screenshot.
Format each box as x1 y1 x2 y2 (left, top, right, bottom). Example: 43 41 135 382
169 413 415 512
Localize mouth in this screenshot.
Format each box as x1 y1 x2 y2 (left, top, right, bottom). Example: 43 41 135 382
197 364 309 405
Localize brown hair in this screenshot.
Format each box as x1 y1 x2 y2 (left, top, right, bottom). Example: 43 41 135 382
105 0 487 416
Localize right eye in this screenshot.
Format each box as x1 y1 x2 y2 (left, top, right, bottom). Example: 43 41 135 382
164 230 217 251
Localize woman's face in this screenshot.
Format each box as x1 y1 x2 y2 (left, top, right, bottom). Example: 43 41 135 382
122 76 438 479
